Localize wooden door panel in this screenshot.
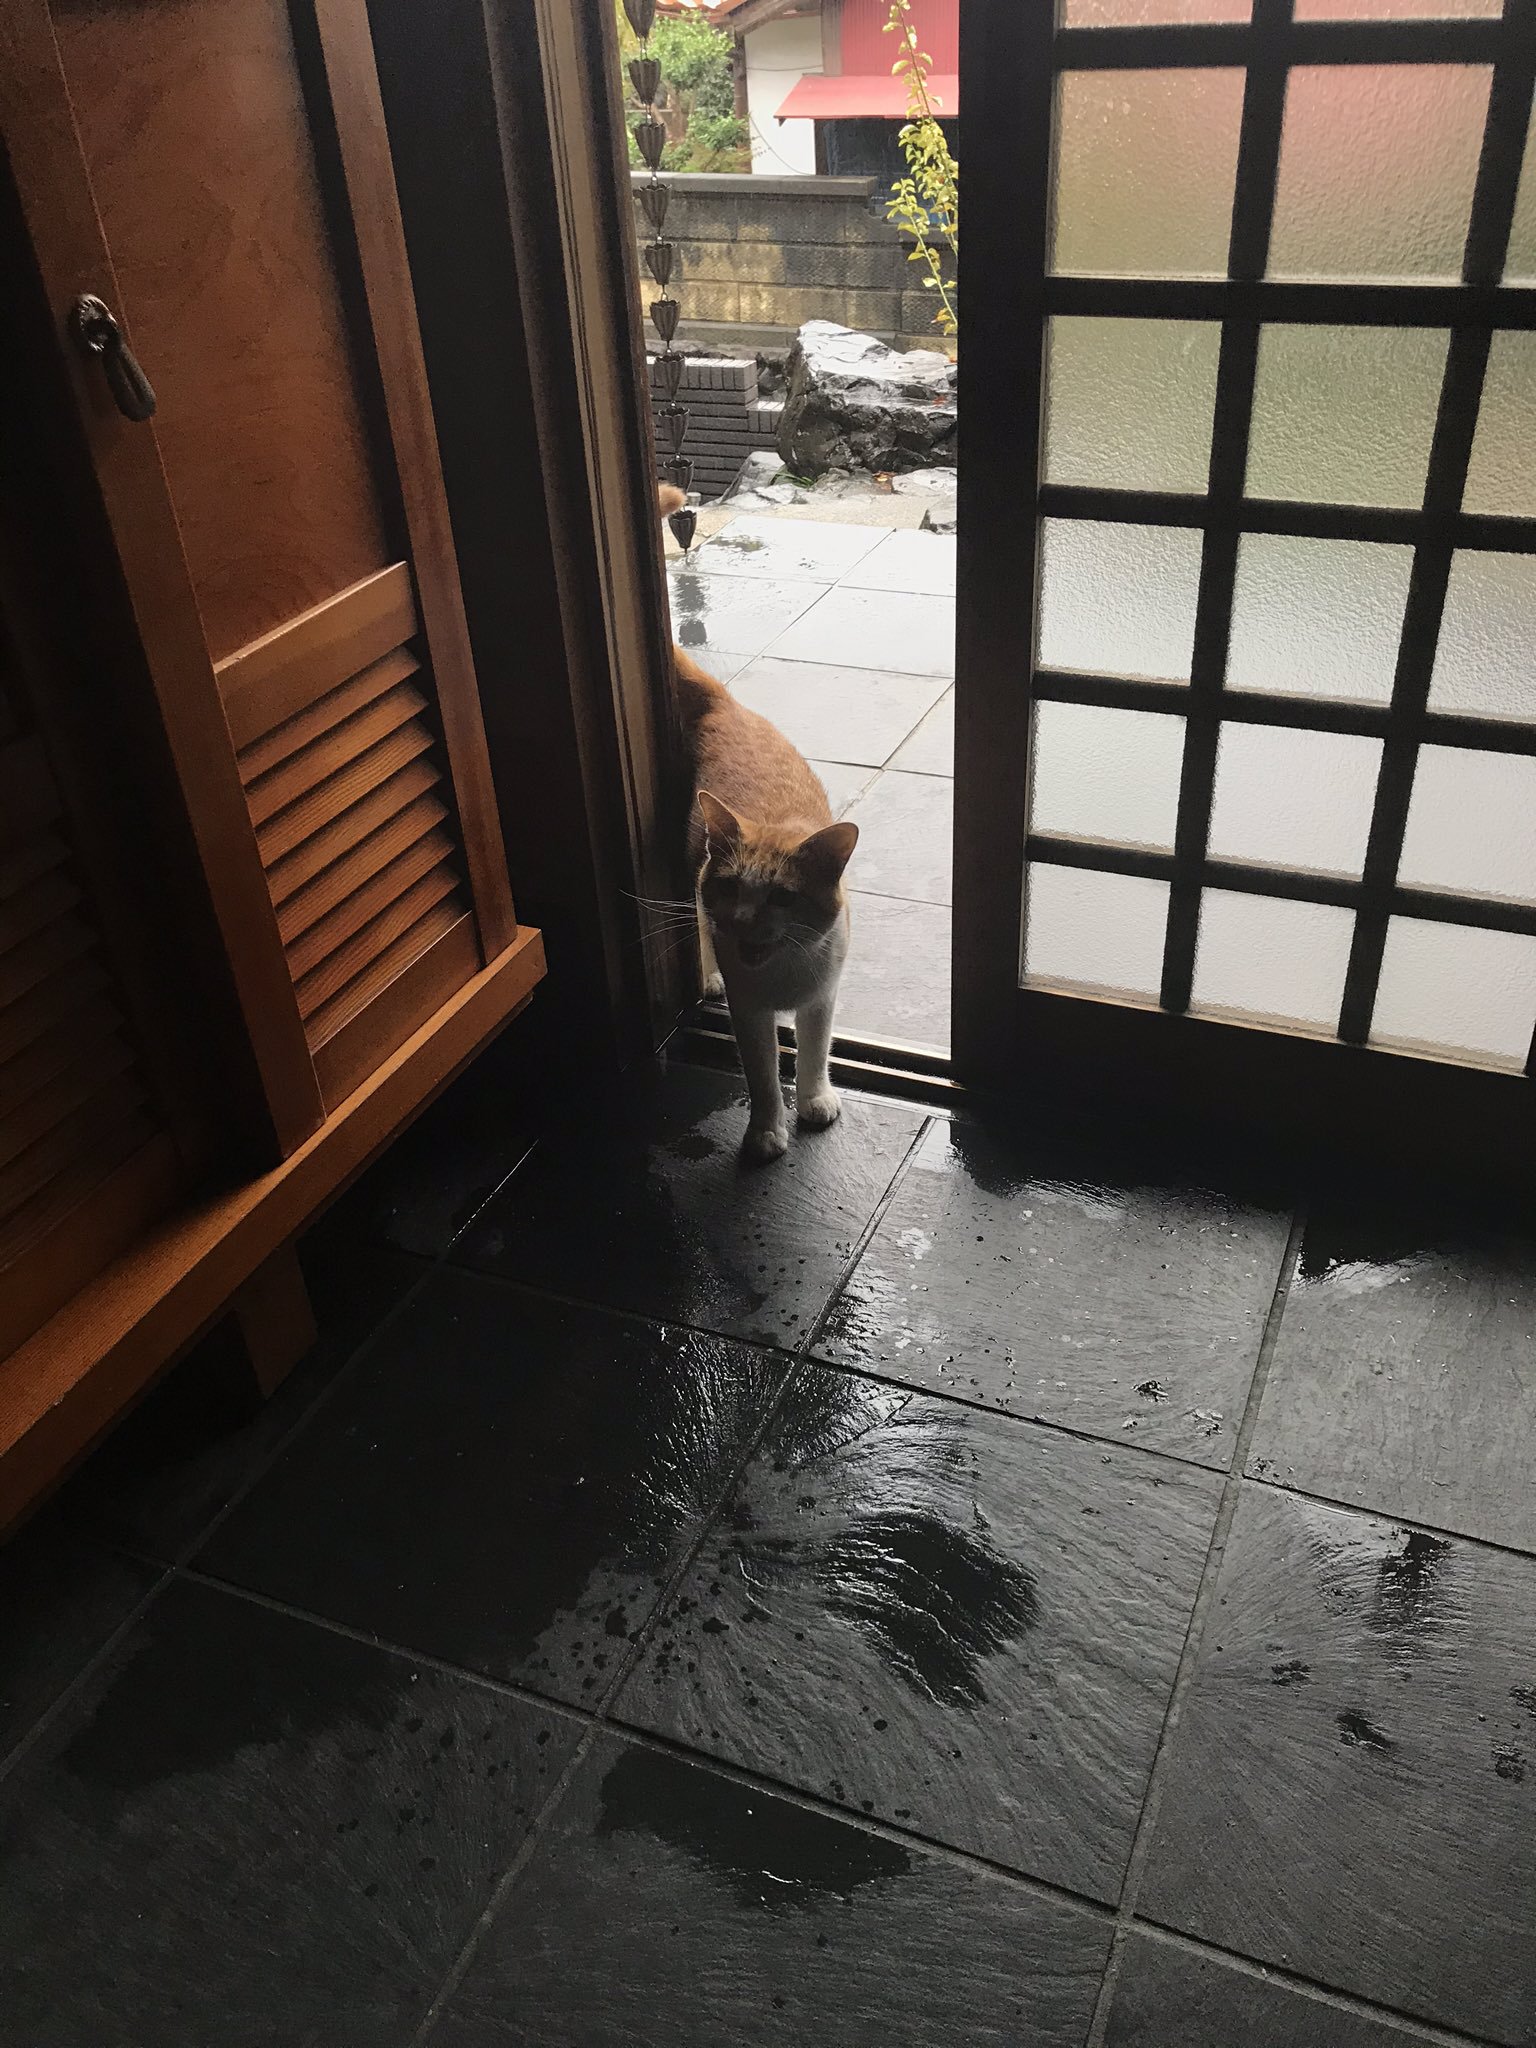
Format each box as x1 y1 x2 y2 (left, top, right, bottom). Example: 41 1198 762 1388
51 0 388 663
0 628 181 1358
22 0 524 1124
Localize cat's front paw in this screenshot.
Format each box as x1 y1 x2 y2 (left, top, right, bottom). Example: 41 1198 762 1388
702 970 725 1001
742 1120 789 1163
796 1088 841 1131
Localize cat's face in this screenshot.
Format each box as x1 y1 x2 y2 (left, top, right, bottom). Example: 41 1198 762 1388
697 791 857 970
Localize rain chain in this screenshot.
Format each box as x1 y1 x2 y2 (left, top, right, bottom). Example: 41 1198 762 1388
624 0 696 552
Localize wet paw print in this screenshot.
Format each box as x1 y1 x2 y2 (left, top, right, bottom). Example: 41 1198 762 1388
1493 1744 1527 1784
1270 1659 1311 1687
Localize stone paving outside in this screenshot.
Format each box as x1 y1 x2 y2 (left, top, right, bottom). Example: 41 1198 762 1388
666 495 956 1053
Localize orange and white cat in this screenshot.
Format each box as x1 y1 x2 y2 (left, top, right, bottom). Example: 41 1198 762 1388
661 485 858 1162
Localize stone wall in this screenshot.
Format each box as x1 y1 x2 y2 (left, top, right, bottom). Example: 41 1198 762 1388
633 171 945 350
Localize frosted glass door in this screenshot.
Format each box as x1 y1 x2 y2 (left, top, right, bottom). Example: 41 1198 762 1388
1011 0 1536 1077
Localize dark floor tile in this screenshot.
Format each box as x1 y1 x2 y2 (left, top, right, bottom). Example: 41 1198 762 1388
62 1233 428 1562
429 1733 1111 2048
1247 1194 1536 1548
1139 1483 1536 2046
615 1365 1221 1900
1106 1934 1442 2047
451 1060 925 1350
818 1118 1291 1468
0 1577 581 2048
200 1276 784 1703
0 1509 158 1759
328 1043 538 1260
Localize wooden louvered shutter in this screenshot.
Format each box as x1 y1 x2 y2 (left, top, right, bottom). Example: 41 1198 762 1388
218 565 481 1102
2 0 535 1153
0 619 181 1359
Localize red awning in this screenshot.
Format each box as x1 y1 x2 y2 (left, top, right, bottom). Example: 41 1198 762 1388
773 72 959 122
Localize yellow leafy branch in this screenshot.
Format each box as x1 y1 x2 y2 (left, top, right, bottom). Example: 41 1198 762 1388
882 0 958 337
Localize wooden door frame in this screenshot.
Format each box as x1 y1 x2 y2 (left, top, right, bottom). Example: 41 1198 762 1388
367 0 694 1068
487 0 694 1051
955 0 1536 1187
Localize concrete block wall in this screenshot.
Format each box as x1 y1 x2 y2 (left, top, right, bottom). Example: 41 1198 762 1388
633 171 944 348
649 355 782 500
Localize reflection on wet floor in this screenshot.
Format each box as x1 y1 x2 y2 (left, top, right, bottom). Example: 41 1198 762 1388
3 1054 1535 2045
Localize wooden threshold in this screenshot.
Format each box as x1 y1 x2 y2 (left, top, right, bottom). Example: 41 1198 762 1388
0 922 545 1534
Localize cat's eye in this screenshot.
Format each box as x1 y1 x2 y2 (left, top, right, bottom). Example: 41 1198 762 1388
768 885 797 908
712 875 738 896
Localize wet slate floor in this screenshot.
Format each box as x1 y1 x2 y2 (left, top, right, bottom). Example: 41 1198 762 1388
4 1050 1536 2046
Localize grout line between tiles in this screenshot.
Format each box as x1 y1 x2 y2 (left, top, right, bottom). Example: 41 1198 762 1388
1084 1206 1307 2048
167 1137 543 1574
588 1714 1118 1919
820 1354 1255 1482
407 1110 939 2044
0 1564 175 1792
0 1134 550 1793
174 1566 608 1730
1124 1920 1506 2048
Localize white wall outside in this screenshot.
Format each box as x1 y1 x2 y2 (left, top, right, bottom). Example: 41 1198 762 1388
744 15 822 175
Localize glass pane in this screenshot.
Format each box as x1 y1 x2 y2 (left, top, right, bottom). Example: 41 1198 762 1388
1053 70 1245 277
1023 864 1170 997
1296 0 1498 15
1030 701 1186 850
1065 0 1248 19
1427 551 1536 723
1247 326 1448 507
1038 520 1203 681
1465 334 1536 516
1209 724 1382 877
1269 67 1489 282
1399 747 1536 902
1227 535 1412 704
1046 318 1220 493
1506 115 1536 285
1191 889 1355 1027
1373 918 1536 1065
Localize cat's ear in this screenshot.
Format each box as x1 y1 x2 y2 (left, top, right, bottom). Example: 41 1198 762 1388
697 789 744 859
794 819 858 883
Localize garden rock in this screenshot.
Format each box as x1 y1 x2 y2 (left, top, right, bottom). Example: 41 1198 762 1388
776 320 957 480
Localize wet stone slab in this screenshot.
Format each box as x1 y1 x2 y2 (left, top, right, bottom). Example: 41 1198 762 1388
613 1364 1221 1901
667 564 823 665
0 1578 582 2048
1106 1933 1443 2047
817 1118 1292 1469
199 1278 784 1706
450 1061 925 1352
1247 1192 1536 1550
430 1734 1112 2048
1139 1482 1536 2046
688 516 885 585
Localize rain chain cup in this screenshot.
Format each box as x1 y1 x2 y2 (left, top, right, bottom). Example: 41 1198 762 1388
625 0 696 552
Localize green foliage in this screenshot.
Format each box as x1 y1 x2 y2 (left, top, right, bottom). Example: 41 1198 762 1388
687 112 751 168
617 5 750 174
883 0 959 338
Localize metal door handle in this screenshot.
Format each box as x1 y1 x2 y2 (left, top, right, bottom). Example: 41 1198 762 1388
71 294 157 422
